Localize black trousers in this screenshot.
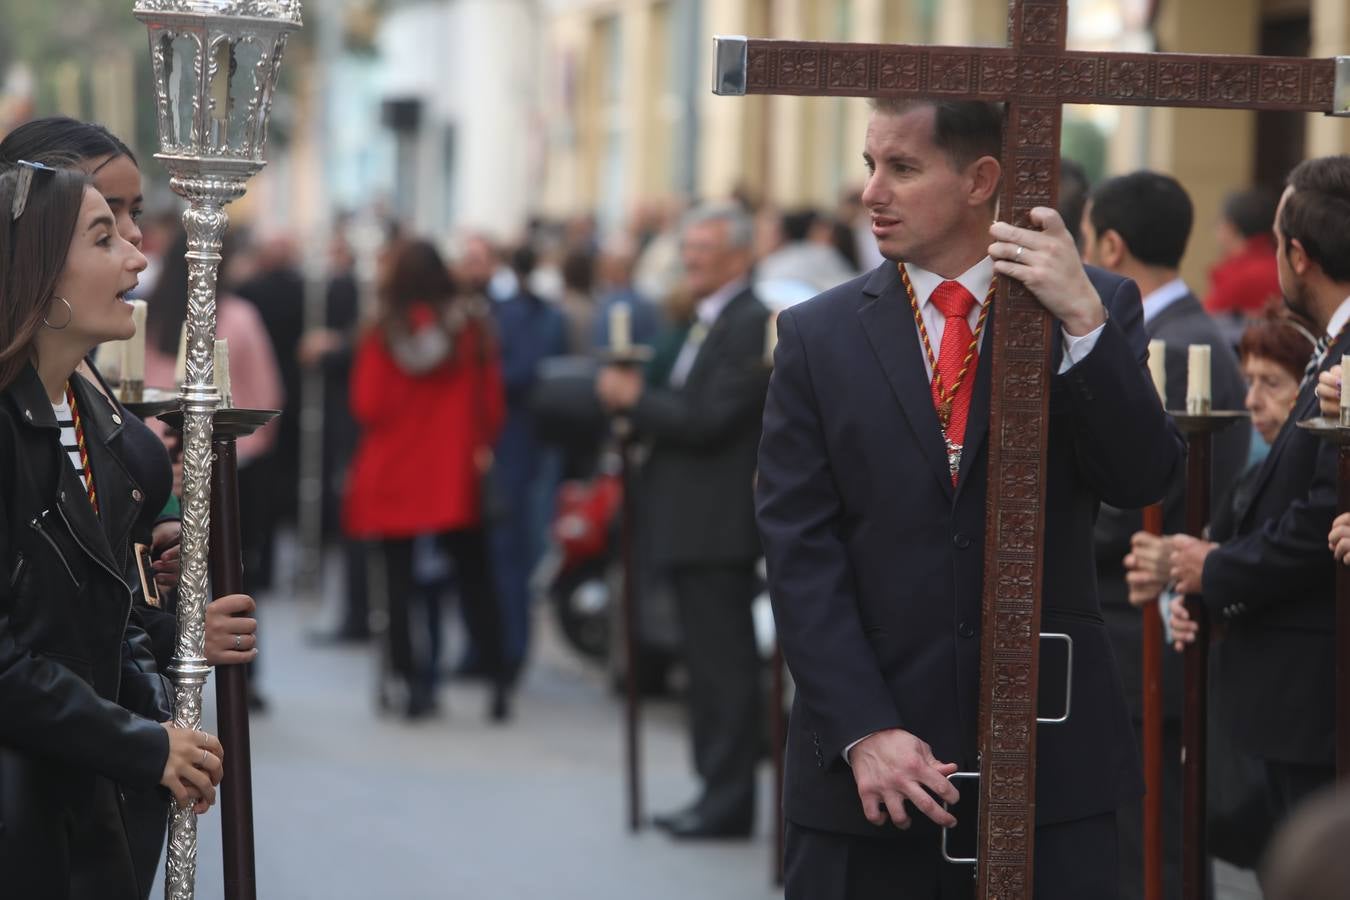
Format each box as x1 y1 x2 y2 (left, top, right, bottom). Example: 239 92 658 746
377 529 506 689
669 562 761 822
785 812 1119 900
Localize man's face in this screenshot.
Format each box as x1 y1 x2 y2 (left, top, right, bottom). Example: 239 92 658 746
680 219 749 299
458 237 495 291
1273 186 1307 317
860 106 981 266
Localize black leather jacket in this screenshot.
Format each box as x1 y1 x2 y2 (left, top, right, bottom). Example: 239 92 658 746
0 364 170 899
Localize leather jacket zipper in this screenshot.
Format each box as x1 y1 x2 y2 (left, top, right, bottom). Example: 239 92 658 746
29 512 79 586
9 551 26 589
54 503 135 700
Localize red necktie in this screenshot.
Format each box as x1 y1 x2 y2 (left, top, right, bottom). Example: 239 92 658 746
929 280 979 455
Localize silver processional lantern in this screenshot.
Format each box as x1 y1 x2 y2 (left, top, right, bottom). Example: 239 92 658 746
131 2 302 898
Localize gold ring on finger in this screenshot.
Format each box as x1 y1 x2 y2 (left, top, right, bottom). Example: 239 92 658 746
199 747 208 767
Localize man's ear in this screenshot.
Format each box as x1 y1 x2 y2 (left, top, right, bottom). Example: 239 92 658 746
1288 237 1311 276
1099 229 1128 270
967 156 1002 208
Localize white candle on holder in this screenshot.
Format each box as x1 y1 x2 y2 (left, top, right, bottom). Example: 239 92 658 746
94 339 123 385
1186 344 1211 415
174 322 188 387
123 299 147 384
609 302 632 354
214 339 231 408
1147 339 1166 405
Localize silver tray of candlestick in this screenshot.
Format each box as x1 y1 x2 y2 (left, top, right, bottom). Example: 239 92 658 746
120 387 179 419
1297 416 1350 445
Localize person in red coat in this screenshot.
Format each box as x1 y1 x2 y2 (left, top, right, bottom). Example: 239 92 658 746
344 238 510 720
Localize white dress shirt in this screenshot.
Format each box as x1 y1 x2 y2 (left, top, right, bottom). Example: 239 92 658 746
1140 277 1190 326
668 277 748 388
902 259 1105 378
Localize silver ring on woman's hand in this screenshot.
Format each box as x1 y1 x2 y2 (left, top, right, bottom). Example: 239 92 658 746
234 634 242 651
1015 244 1024 260
199 747 208 766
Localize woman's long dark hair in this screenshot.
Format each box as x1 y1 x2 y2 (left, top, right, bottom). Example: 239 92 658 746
0 117 136 169
379 238 457 326
0 166 90 390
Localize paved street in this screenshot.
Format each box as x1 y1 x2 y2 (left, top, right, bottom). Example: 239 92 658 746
149 571 1265 900
153 588 780 900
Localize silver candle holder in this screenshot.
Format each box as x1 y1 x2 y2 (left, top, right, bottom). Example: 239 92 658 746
131 2 302 898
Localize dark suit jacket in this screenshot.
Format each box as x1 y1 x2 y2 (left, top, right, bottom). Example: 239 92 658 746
632 287 770 568
1094 292 1250 719
1201 326 1350 766
757 262 1182 839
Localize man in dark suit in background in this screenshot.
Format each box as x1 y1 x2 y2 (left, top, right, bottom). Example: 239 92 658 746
1170 154 1350 849
596 203 771 838
756 98 1181 899
1082 170 1250 897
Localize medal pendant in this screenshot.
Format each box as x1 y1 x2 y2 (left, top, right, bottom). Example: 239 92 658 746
938 400 952 428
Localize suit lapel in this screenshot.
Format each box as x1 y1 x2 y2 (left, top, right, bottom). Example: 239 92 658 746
682 288 751 388
856 264 954 499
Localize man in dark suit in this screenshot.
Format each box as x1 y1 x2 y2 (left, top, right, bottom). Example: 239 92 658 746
1082 170 1250 896
597 203 771 838
1170 154 1350 846
756 98 1181 899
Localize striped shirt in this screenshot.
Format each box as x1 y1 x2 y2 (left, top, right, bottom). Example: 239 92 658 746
51 396 92 495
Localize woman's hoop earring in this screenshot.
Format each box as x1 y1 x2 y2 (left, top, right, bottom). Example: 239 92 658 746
42 296 73 331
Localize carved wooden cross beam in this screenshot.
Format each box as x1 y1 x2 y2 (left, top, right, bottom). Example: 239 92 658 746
715 2 1349 897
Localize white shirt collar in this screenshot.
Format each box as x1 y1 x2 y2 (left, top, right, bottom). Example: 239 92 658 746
695 277 748 326
1327 295 1350 341
902 258 994 310
1140 278 1190 324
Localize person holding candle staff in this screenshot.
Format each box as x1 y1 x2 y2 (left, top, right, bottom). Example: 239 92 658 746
0 116 265 896
595 202 771 838
0 160 227 900
1079 169 1249 896
1167 155 1350 849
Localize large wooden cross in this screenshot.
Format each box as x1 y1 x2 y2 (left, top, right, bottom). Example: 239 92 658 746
713 3 1349 897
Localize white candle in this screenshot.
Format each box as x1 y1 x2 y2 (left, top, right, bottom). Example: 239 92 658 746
174 322 188 387
765 311 779 367
94 339 123 384
609 302 631 354
214 339 231 408
210 41 231 122
123 300 147 384
1147 339 1166 405
1186 344 1211 414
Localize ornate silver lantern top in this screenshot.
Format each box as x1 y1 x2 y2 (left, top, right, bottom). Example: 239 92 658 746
134 0 302 173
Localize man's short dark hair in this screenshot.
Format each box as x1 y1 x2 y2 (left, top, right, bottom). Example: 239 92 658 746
1088 171 1193 269
870 98 1003 168
1059 159 1090 250
1222 188 1278 239
1281 156 1350 283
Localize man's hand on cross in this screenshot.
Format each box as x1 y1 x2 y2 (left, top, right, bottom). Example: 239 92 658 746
989 208 1106 337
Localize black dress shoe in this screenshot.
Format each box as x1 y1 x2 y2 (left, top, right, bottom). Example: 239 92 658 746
661 810 753 840
651 804 701 831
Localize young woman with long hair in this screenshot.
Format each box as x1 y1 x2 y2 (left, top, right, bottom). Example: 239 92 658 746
0 162 224 899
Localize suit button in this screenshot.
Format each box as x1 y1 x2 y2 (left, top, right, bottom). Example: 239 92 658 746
111 414 122 425
953 534 971 549
958 622 975 639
